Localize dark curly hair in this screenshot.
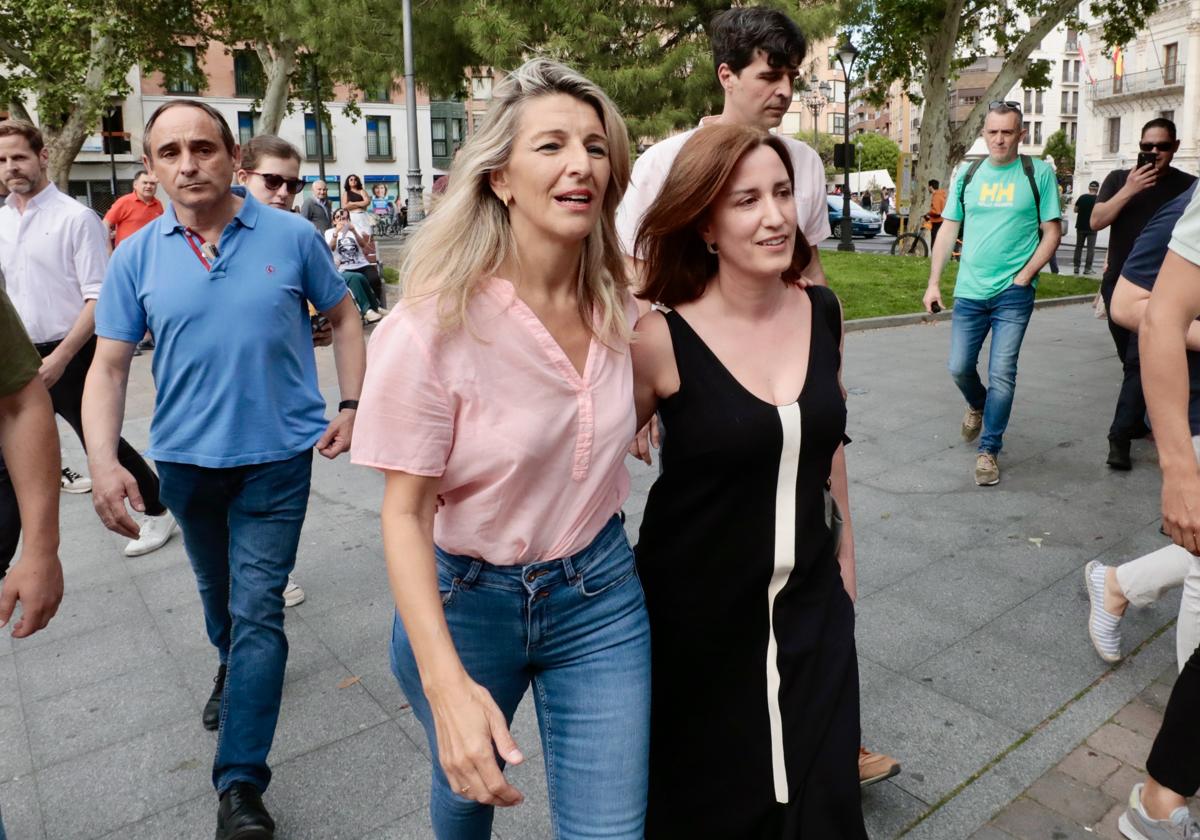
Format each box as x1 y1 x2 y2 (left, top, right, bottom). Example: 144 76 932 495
710 7 807 78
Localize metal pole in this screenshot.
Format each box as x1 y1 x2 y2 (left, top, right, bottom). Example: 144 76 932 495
839 67 855 252
107 138 118 197
402 0 424 223
310 61 327 184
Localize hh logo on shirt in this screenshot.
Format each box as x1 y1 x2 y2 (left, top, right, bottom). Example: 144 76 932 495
977 182 1016 206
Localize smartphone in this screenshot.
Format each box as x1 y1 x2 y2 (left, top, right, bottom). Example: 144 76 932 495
311 314 329 332
1136 152 1158 170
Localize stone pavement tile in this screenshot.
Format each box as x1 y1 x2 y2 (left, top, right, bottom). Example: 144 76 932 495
25 654 193 770
951 539 1079 591
990 796 1097 840
910 629 1100 733
96 792 210 839
267 721 428 839
1086 723 1153 770
849 448 985 497
132 561 203 612
344 651 410 717
0 703 31 781
9 577 151 653
1139 679 1173 712
36 717 213 839
855 588 975 672
861 779 928 839
304 595 394 665
1100 762 1144 801
359 807 436 839
1095 799 1127 840
1023 769 1115 826
271 663 391 765
858 658 1020 805
1055 744 1120 787
0 775 43 840
1113 698 1167 740
969 826 1016 839
147 599 211 658
14 617 168 702
394 703 432 761
0 654 17 707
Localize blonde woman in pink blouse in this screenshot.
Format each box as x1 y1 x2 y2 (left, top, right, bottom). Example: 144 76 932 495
351 60 647 839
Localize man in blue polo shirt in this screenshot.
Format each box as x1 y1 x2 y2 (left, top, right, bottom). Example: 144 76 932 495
81 100 365 840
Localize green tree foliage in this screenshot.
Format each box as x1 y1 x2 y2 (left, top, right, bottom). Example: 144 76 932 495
0 0 205 186
854 132 900 174
1041 129 1075 179
843 0 1159 223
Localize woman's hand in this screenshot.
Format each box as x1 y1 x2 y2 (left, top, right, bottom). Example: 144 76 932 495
427 676 525 806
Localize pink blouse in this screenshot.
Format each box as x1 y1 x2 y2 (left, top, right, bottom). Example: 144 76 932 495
352 277 636 565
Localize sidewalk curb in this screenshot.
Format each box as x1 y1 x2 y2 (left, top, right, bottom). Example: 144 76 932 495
899 623 1177 840
845 294 1096 333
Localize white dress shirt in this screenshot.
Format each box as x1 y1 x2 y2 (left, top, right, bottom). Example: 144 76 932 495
615 122 832 258
0 183 109 343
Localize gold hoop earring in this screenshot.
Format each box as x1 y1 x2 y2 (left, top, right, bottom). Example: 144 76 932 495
706 241 719 255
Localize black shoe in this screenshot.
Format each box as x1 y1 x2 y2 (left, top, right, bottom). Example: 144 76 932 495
216 782 275 839
203 664 226 731
1107 438 1132 471
137 337 155 351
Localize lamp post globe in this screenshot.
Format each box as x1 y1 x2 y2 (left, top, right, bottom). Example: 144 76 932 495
836 34 859 252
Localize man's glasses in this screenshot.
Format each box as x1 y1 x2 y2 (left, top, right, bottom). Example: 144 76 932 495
244 171 307 194
988 100 1023 112
1139 141 1175 152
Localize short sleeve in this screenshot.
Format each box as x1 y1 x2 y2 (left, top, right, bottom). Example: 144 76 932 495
94 246 147 343
102 196 124 226
1097 170 1123 203
942 172 965 222
792 141 832 244
1036 163 1061 222
351 307 454 475
616 145 667 257
0 287 42 397
302 228 351 312
73 209 111 301
1168 187 1200 267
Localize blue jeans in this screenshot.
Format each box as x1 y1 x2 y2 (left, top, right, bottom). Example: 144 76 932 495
948 283 1036 455
157 449 313 794
392 515 651 840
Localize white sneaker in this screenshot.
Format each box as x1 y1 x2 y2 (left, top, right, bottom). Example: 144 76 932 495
60 467 92 494
364 309 383 323
284 575 306 607
124 511 177 557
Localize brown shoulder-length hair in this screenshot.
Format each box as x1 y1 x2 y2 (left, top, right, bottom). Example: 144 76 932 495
635 124 811 307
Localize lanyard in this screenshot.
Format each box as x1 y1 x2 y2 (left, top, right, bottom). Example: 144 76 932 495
182 227 217 271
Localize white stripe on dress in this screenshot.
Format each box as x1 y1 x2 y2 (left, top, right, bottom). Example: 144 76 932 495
766 402 802 804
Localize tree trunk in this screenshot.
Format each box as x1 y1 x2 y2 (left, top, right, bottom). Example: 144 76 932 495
255 41 298 135
45 29 118 190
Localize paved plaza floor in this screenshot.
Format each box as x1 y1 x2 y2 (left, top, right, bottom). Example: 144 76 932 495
0 300 1191 839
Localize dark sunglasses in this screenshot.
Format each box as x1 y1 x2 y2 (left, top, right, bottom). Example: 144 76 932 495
1139 141 1175 152
988 100 1023 112
244 171 307 194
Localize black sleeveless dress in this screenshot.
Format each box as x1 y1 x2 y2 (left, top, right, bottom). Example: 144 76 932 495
636 285 868 839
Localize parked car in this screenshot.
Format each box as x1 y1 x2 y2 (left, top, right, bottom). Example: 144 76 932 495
826 195 882 238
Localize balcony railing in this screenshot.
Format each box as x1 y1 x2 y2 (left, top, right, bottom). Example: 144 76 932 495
1093 65 1185 101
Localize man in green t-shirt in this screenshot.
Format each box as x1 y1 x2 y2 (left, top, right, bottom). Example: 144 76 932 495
924 102 1061 486
0 285 63 638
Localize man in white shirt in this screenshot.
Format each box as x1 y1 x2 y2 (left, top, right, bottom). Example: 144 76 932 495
0 119 174 558
616 7 831 285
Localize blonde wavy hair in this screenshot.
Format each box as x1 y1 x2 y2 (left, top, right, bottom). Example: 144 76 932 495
399 58 632 343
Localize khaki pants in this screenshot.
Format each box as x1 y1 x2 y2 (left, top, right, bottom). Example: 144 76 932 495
1114 435 1200 672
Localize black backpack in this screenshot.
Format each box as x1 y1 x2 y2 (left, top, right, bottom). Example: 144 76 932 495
957 154 1042 244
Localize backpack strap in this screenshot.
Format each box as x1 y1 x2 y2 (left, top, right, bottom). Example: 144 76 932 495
957 158 985 242
1020 154 1042 226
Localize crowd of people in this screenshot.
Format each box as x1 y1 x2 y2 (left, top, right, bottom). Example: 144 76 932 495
0 5 1197 840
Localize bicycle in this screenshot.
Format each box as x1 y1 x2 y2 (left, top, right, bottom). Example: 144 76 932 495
890 220 962 261
373 215 403 238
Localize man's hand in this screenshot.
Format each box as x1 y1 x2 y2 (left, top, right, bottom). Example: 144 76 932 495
0 551 64 638
90 460 144 539
1162 468 1200 555
1012 273 1033 287
316 409 355 459
38 353 69 389
923 284 944 314
1123 164 1158 197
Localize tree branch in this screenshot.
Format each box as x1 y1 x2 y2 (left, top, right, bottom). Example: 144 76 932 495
0 36 35 71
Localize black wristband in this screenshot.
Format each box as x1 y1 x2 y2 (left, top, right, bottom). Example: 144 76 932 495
338 400 359 412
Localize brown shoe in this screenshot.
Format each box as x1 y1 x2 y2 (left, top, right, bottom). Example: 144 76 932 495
975 452 1000 486
859 746 902 788
961 405 984 442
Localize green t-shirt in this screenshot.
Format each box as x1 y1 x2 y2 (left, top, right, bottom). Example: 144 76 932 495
943 156 1061 300
0 287 41 397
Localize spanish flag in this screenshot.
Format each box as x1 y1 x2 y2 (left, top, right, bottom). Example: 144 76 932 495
1114 46 1124 78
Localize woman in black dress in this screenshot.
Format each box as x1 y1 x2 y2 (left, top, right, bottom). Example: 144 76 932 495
631 124 867 839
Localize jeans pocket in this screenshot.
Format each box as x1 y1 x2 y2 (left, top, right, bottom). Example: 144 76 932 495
435 559 461 608
575 546 637 598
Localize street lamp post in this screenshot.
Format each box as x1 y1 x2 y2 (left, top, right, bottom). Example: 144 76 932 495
402 0 425 223
801 73 831 148
836 35 859 252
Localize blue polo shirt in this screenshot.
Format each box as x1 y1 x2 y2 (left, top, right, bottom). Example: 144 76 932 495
96 188 349 467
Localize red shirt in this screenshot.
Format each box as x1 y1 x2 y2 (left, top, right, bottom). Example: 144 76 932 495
104 192 164 246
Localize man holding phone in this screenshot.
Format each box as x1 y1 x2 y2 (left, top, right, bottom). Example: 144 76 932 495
1091 118 1195 470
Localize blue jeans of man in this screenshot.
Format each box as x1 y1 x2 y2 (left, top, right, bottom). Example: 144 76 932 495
157 449 313 794
948 283 1036 455
392 515 651 840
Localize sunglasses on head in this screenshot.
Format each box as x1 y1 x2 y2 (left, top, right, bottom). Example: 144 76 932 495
244 171 307 194
988 100 1023 112
1139 141 1174 152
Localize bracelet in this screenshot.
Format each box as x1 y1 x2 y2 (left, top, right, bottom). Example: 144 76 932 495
338 400 359 412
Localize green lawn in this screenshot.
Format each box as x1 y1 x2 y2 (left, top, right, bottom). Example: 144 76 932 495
822 250 1100 321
